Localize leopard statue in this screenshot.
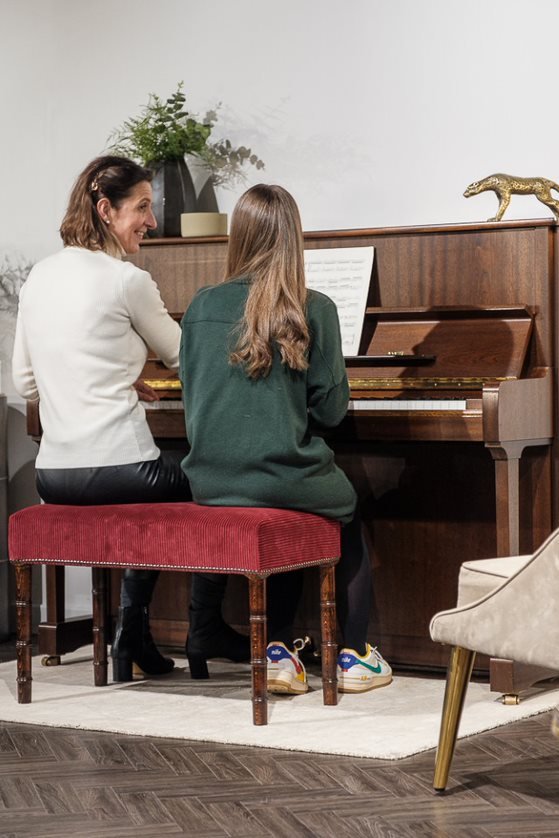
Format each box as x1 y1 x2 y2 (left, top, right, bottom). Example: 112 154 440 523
463 173 559 221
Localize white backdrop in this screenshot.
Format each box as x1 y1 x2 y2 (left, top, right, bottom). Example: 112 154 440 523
2 0 559 259
2 0 558 615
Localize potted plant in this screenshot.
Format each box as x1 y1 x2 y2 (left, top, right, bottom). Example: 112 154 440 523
108 82 264 237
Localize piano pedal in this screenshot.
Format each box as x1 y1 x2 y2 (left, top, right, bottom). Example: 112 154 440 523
501 693 521 705
41 655 61 667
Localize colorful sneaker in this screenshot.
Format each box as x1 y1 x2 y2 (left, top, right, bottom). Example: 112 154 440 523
337 644 392 693
266 639 308 694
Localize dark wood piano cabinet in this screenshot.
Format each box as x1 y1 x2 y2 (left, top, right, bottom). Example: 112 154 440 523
35 219 558 674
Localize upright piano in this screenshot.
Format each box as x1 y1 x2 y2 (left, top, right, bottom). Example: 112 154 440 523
33 219 557 678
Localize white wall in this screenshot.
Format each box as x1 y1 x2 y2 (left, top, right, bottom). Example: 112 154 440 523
2 0 559 616
4 0 559 257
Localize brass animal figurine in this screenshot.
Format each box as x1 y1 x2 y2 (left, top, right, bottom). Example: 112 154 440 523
464 173 559 221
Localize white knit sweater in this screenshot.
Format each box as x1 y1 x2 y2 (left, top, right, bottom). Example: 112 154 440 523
12 246 181 468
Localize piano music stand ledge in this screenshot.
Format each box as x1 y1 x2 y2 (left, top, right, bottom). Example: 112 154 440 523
8 502 340 726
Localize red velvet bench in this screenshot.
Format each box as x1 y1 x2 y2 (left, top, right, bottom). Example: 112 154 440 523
8 502 340 725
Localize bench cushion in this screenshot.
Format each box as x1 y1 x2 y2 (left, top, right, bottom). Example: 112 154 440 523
9 503 340 574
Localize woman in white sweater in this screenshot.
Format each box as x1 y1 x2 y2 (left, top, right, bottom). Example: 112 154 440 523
12 155 249 681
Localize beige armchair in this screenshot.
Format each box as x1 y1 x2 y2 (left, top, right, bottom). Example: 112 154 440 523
429 529 559 792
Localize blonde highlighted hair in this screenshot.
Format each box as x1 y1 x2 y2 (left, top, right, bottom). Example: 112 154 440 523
227 184 309 379
60 155 152 257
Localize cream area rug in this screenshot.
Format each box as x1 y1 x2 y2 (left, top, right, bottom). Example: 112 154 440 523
1 646 558 760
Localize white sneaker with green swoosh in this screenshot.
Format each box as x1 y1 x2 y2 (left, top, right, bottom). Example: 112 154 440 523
337 644 393 693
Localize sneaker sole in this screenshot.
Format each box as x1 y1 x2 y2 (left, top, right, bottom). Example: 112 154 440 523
338 675 393 693
267 672 308 695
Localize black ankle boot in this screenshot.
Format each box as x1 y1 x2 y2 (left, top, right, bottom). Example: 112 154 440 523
186 609 250 679
111 605 175 682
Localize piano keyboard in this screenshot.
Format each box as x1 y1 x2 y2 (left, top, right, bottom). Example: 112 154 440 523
349 399 468 412
143 400 183 409
144 399 469 412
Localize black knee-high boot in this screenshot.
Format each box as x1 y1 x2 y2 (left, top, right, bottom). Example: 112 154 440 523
112 569 174 682
186 573 250 679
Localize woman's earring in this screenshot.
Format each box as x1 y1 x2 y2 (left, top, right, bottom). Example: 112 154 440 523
104 218 110 225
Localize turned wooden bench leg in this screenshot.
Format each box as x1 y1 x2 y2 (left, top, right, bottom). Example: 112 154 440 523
15 563 33 704
320 562 338 706
92 567 108 687
248 574 268 726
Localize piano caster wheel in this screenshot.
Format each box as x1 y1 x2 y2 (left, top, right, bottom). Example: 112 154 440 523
41 655 61 667
502 693 520 705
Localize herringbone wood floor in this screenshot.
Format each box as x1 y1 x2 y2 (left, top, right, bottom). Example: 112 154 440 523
1 640 558 838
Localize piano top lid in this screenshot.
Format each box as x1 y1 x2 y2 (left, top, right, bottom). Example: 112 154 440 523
350 305 534 381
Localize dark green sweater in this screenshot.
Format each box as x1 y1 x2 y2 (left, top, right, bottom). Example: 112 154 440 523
179 277 356 522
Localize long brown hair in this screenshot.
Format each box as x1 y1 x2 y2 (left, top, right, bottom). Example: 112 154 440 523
227 184 309 379
59 155 152 257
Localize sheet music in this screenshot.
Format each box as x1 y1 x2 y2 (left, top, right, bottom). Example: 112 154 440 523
304 247 374 355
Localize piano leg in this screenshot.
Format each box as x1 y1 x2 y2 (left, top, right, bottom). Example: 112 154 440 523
38 566 94 664
487 658 557 702
487 441 557 698
487 442 522 557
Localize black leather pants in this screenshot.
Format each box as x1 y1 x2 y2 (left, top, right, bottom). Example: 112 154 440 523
36 452 191 506
36 452 192 607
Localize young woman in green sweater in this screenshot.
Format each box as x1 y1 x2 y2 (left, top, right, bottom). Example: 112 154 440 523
180 184 392 694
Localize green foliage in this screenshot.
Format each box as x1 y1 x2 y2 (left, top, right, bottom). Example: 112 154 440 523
108 82 264 188
198 132 265 187
0 255 32 315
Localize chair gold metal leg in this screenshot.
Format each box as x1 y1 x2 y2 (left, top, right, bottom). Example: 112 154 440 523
433 645 476 792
